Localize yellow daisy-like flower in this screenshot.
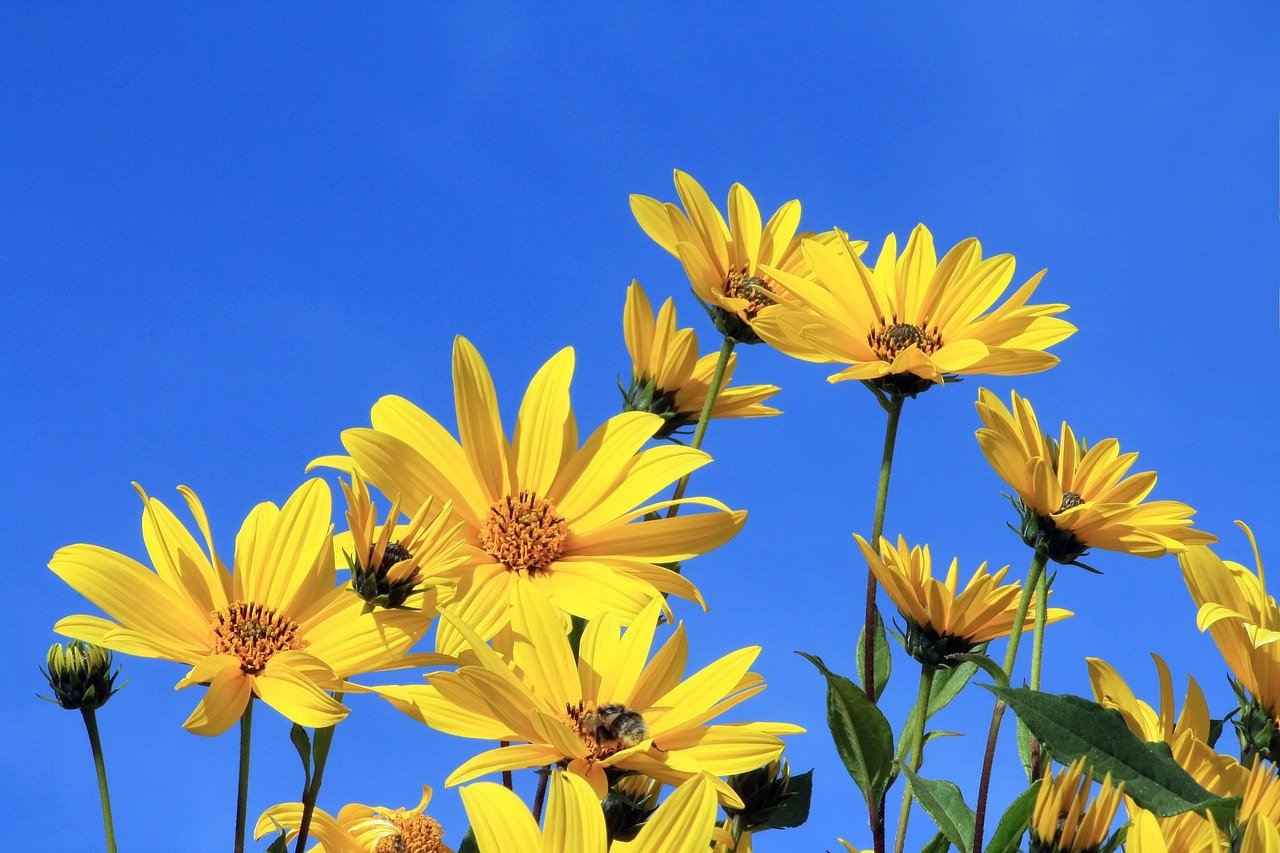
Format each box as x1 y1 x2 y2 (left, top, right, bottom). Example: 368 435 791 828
1030 758 1124 852
460 770 719 853
312 336 745 653
622 280 781 439
337 473 470 610
375 583 800 807
976 388 1216 566
1085 654 1210 747
256 785 453 853
50 479 437 736
630 170 857 342
1124 807 1226 853
752 223 1074 396
854 534 1071 666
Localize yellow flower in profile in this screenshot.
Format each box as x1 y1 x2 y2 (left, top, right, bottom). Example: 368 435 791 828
1085 654 1210 746
1030 758 1124 852
622 280 781 439
337 473 470 610
50 480 437 736
1124 807 1226 853
976 388 1216 566
256 785 452 853
854 534 1071 666
630 170 858 342
376 583 800 806
460 770 719 853
752 224 1074 396
313 336 745 653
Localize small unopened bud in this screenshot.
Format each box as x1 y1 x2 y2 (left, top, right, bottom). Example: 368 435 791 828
723 759 813 833
602 775 661 843
40 641 122 712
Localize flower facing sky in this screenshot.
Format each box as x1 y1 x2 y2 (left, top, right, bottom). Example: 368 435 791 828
855 534 1071 665
460 770 719 853
313 336 745 653
257 785 452 853
976 388 1216 565
1030 758 1124 853
50 479 437 735
374 584 800 807
752 224 1074 395
630 170 858 341
622 280 780 438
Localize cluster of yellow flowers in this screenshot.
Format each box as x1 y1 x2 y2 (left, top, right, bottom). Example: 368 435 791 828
41 170 1277 853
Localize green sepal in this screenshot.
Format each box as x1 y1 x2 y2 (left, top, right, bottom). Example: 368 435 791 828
899 766 975 853
984 780 1040 853
987 686 1242 826
856 609 892 699
798 652 894 807
1100 824 1127 853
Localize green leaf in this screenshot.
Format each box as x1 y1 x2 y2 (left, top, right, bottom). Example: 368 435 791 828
289 723 312 792
1100 824 1127 853
798 652 894 806
457 828 478 853
759 768 813 830
946 652 1008 689
900 766 975 853
919 831 951 853
927 650 984 716
1017 716 1034 780
262 831 291 853
988 686 1242 826
856 610 891 699
984 780 1039 853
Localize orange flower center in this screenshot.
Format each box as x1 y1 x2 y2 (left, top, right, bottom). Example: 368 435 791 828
725 271 774 318
479 490 568 575
373 811 447 853
210 601 302 673
869 319 943 362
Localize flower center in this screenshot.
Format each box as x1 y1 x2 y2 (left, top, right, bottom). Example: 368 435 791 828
479 490 568 575
725 272 774 318
372 812 447 853
210 601 302 673
566 701 651 761
869 318 943 362
1057 491 1084 513
352 541 422 609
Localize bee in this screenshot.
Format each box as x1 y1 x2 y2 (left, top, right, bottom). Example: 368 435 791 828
580 702 653 751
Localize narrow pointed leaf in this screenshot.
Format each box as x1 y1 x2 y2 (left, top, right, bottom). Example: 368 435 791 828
920 832 951 853
289 724 312 792
900 766 974 853
798 652 894 806
856 610 891 699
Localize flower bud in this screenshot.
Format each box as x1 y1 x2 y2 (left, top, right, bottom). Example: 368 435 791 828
40 641 122 712
723 759 813 833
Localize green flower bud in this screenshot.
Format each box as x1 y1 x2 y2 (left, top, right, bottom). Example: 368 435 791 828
723 759 813 833
602 774 661 843
40 641 122 712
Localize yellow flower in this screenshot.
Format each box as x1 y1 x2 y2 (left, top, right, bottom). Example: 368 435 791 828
1124 807 1226 853
1085 654 1210 746
752 224 1074 396
460 770 719 853
976 388 1215 565
1030 758 1124 852
622 280 781 439
375 583 800 806
630 170 857 341
50 479 436 736
854 534 1071 666
337 473 470 610
256 785 452 853
313 337 745 653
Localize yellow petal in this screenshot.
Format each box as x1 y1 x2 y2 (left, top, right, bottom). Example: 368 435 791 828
545 771 608 853
621 773 718 853
447 743 565 786
512 580 582 706
182 666 252 736
459 782 545 853
514 347 576 496
253 655 348 728
453 336 511 502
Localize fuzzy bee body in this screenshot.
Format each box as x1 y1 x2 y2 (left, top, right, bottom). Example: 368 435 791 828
580 702 651 751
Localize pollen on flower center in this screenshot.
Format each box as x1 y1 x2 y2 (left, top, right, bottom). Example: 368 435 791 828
1058 491 1085 512
210 601 302 673
479 490 568 575
725 272 774 317
373 811 447 853
869 318 943 361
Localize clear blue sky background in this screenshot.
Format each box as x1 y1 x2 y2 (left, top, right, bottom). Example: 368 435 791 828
4 4 1278 850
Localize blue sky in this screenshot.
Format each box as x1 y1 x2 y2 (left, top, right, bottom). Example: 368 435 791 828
4 4 1278 850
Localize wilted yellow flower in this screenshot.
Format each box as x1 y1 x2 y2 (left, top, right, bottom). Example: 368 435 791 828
753 224 1074 396
375 584 800 807
1086 654 1210 746
1031 758 1123 852
630 170 856 341
855 534 1070 666
976 389 1215 565
256 785 452 853
460 770 719 853
622 280 780 438
313 336 745 653
51 480 436 736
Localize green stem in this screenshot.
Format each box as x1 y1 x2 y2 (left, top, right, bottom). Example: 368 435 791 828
235 699 254 853
294 693 343 853
863 392 904 704
80 707 117 853
665 335 736 518
893 665 937 853
972 550 1048 853
1026 569 1050 777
